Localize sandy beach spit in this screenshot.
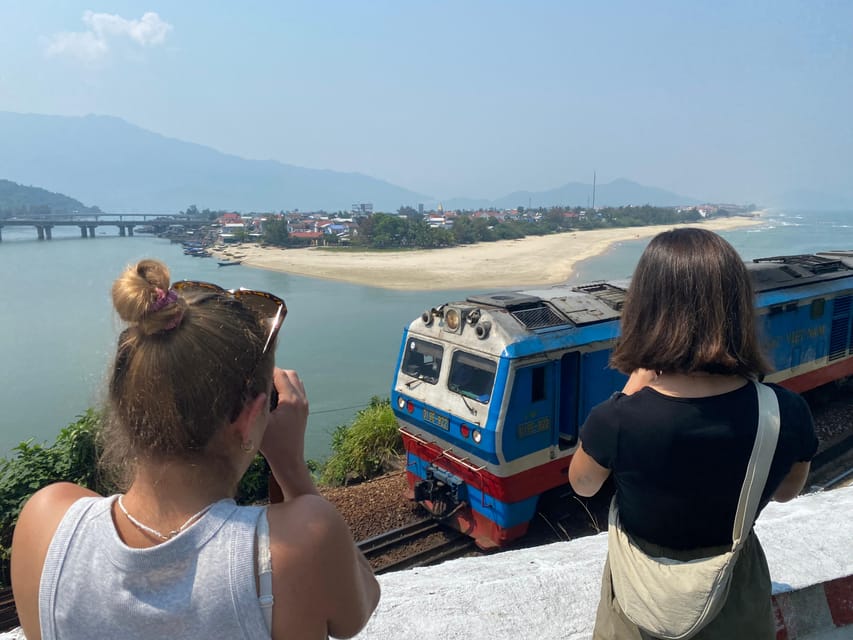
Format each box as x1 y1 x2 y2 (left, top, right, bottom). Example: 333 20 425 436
213 215 764 291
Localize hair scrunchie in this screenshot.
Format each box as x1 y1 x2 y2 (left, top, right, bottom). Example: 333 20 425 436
150 287 179 313
149 288 185 331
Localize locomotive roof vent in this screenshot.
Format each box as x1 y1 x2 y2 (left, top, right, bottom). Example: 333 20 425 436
752 254 849 276
571 282 628 311
510 304 568 330
465 291 569 330
466 292 542 309
749 253 853 292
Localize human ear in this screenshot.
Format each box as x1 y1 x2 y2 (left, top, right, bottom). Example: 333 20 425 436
233 393 268 448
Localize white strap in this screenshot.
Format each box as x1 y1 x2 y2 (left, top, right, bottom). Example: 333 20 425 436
257 507 274 634
731 381 780 548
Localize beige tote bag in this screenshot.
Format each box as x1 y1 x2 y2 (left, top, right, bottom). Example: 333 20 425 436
607 381 780 640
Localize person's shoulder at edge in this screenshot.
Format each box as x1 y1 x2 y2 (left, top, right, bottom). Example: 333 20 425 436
12 482 101 640
763 381 811 409
756 383 817 502
13 481 100 560
762 381 818 456
266 493 380 639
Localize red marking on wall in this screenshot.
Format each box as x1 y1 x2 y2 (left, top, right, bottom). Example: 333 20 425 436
825 575 853 627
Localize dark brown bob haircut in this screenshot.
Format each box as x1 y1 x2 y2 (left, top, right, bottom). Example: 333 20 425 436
609 227 771 377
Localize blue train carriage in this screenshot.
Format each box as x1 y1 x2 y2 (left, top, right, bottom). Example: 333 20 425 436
391 250 853 549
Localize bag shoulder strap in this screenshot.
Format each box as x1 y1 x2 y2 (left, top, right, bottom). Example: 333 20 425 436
731 381 780 549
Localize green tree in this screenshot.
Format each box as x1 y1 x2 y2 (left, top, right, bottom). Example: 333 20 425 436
263 218 290 247
398 205 420 219
451 215 477 244
370 213 408 248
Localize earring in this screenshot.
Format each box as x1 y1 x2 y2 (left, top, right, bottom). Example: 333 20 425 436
241 439 253 452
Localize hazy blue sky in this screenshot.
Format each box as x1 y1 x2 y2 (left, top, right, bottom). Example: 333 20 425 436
0 1 850 203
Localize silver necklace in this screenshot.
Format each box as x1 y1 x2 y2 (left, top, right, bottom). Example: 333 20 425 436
117 494 213 541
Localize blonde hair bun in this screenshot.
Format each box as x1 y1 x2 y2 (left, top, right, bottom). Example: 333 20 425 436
112 259 184 335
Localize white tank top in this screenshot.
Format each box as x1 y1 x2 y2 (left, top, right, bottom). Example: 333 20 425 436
39 496 272 639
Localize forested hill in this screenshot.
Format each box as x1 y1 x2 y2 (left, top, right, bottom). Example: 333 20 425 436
0 179 98 217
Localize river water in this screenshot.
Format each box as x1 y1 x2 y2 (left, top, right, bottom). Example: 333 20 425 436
1 209 850 461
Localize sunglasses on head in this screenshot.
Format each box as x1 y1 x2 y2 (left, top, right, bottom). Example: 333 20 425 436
172 280 287 355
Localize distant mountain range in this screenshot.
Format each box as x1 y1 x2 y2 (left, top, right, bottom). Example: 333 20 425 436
1 111 848 213
441 178 701 210
0 112 429 213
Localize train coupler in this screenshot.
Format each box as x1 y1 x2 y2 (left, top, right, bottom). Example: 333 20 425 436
414 467 468 518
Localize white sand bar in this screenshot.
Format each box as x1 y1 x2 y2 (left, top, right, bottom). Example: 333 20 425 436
225 216 764 291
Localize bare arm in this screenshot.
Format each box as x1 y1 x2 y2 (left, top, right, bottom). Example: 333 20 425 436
321 509 381 639
772 461 811 502
262 368 380 636
568 443 611 497
268 497 380 639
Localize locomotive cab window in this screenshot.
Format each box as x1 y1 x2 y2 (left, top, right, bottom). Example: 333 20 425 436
531 366 546 402
448 351 497 404
401 338 443 384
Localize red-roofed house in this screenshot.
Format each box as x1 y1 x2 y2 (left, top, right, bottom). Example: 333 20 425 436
218 212 242 224
290 231 325 246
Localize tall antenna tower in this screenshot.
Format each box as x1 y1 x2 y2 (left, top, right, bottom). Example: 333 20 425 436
592 171 597 210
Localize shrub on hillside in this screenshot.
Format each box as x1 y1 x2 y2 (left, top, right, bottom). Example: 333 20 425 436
320 397 402 486
0 410 109 587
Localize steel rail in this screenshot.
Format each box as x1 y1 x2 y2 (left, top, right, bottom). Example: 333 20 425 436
374 536 476 575
357 518 441 557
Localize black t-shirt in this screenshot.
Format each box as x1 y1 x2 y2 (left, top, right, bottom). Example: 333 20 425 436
579 382 818 549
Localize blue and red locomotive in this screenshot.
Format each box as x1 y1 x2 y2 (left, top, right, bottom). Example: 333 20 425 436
390 250 853 549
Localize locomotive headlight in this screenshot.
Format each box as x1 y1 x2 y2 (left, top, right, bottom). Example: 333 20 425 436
397 396 406 410
444 307 461 331
472 429 482 444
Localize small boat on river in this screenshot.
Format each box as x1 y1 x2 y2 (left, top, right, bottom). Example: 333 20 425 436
217 260 242 267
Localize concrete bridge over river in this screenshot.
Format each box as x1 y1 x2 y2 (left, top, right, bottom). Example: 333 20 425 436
0 214 206 242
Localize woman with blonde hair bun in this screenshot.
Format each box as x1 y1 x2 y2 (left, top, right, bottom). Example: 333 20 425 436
12 259 380 640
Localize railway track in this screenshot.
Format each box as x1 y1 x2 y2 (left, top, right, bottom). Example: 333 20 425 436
358 517 477 575
809 439 853 491
0 587 17 633
358 518 442 556
808 434 853 491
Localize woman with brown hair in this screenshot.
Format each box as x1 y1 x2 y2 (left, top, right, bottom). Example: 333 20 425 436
11 259 379 640
569 228 817 639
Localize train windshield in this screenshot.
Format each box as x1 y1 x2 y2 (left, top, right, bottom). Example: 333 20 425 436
401 338 443 384
448 351 496 403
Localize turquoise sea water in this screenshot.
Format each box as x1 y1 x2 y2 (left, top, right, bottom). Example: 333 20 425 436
1 209 850 460
569 210 853 283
